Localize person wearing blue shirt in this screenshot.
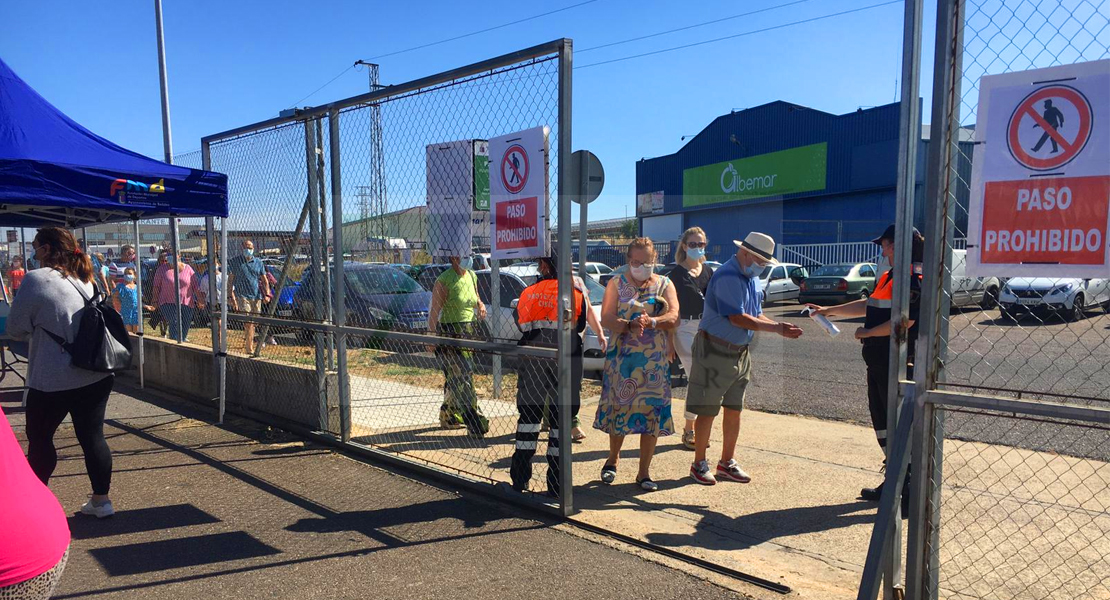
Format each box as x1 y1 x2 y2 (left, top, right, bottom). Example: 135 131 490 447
227 240 269 354
686 232 803 486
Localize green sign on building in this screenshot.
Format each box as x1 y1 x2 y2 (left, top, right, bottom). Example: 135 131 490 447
682 142 827 208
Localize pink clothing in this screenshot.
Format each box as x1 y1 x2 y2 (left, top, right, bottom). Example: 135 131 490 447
151 263 199 307
0 408 70 587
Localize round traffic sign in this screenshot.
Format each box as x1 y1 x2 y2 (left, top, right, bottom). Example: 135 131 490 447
570 150 605 204
1007 84 1093 171
500 144 529 194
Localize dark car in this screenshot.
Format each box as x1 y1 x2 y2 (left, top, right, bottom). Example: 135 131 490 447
295 263 431 345
265 265 300 317
413 264 452 291
797 262 879 305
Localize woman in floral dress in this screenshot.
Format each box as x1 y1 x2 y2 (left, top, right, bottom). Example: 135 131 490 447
595 237 680 491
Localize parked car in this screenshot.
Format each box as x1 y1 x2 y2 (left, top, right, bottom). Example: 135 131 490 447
474 266 607 374
573 261 614 282
949 249 1002 309
758 262 807 304
797 263 877 305
295 263 431 345
265 265 300 317
413 264 452 291
998 277 1110 322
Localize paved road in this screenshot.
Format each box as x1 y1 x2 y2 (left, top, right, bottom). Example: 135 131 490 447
720 301 1110 461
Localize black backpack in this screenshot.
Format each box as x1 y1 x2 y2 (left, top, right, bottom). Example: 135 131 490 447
44 278 134 373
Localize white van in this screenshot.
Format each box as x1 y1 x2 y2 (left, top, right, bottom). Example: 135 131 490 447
949 249 1003 309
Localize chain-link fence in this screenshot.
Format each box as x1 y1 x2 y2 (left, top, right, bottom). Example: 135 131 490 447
900 2 1110 599
187 40 572 509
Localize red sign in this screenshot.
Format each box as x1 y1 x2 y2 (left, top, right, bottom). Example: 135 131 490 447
1007 85 1093 172
980 175 1109 266
500 144 529 194
495 196 539 250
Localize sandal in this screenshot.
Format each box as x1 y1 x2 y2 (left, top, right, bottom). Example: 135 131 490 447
636 477 659 492
600 464 617 484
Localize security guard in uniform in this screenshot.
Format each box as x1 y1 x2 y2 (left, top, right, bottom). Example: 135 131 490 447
509 254 587 496
806 224 923 506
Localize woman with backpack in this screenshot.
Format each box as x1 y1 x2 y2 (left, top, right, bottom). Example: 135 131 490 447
6 227 116 518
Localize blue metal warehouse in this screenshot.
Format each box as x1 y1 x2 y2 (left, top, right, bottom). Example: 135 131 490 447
635 100 971 261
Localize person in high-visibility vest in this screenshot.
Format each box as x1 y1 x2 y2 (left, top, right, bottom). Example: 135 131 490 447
806 224 923 507
508 255 587 496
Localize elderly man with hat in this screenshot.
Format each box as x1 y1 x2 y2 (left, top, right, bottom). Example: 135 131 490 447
687 232 804 486
807 224 924 507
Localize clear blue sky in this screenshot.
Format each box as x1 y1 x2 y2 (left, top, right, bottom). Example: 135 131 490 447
1 0 934 223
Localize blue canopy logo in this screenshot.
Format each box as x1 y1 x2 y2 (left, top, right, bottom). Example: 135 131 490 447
111 178 166 201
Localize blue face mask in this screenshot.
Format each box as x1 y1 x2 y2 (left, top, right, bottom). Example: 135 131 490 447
742 261 763 279
125 274 135 283
458 257 473 271
688 247 706 260
243 248 254 258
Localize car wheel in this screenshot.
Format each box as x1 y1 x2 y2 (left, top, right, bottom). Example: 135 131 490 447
860 288 870 300
1069 294 1085 322
981 286 999 310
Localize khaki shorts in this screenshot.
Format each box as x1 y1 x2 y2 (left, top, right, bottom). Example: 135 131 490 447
685 333 752 417
240 298 262 314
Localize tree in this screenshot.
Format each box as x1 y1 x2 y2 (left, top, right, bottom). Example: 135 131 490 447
620 219 639 239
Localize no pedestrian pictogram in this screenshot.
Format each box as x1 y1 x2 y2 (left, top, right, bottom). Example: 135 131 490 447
501 144 529 194
1007 84 1093 171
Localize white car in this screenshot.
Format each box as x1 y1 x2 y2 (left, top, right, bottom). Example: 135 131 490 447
475 268 607 373
998 277 1110 322
757 263 807 304
573 261 614 282
949 249 1003 309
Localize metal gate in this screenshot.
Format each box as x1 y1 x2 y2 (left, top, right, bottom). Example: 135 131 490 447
197 40 575 515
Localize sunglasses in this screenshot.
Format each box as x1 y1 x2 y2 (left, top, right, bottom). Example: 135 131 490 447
685 242 707 249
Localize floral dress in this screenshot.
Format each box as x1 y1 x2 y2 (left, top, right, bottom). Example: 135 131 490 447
594 273 674 437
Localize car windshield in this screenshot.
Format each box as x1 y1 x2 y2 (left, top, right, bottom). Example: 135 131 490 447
812 265 854 277
582 275 605 304
348 269 422 295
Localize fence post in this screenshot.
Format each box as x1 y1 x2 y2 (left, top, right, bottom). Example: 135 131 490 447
303 119 329 432
316 118 335 371
906 1 965 598
329 109 351 443
557 38 574 517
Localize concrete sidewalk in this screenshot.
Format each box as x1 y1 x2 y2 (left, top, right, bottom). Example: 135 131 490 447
1 384 749 600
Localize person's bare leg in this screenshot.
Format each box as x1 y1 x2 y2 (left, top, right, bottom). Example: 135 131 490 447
720 408 742 463
684 417 696 434
245 322 255 354
637 434 659 480
694 414 715 464
606 434 624 467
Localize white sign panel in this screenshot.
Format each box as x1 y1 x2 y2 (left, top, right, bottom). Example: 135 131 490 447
489 126 549 260
426 141 475 258
967 59 1110 278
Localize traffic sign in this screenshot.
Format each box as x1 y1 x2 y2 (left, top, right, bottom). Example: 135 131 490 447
489 127 549 260
1006 85 1092 171
569 150 605 204
967 59 1110 278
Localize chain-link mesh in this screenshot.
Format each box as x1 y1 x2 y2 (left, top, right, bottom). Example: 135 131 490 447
933 0 1110 402
914 2 1110 598
196 46 568 500
927 406 1110 600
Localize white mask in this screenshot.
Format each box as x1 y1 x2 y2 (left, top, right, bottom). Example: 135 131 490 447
630 264 653 281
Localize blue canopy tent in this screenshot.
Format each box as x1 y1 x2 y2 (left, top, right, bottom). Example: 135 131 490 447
0 56 227 227
0 56 228 398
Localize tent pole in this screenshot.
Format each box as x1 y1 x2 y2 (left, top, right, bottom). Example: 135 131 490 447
219 217 228 424
169 218 182 343
134 220 145 389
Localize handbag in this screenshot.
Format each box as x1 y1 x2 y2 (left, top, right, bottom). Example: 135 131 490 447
43 278 133 373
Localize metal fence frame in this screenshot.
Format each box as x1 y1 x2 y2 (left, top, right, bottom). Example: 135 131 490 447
198 38 574 516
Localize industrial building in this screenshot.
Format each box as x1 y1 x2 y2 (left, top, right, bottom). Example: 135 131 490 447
635 100 971 261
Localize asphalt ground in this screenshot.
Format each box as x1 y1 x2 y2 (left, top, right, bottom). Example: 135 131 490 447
711 301 1110 461
1 385 753 600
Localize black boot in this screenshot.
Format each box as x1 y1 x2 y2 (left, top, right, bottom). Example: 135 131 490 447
861 481 883 502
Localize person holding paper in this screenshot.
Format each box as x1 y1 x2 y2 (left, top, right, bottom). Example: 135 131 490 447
805 224 924 504
686 232 803 486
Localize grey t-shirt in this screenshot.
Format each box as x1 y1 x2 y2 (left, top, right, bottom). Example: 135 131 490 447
6 268 112 392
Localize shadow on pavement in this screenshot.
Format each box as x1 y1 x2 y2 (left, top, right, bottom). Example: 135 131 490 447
68 503 220 540
88 531 281 576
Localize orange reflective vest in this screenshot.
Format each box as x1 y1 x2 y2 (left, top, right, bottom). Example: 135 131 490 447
517 278 584 332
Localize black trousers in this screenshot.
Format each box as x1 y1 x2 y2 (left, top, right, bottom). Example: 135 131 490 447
25 376 115 495
862 343 914 451
510 355 572 495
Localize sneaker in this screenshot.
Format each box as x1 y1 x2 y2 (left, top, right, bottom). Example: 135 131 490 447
439 406 464 430
80 498 114 519
690 460 717 485
716 459 751 483
682 429 696 450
